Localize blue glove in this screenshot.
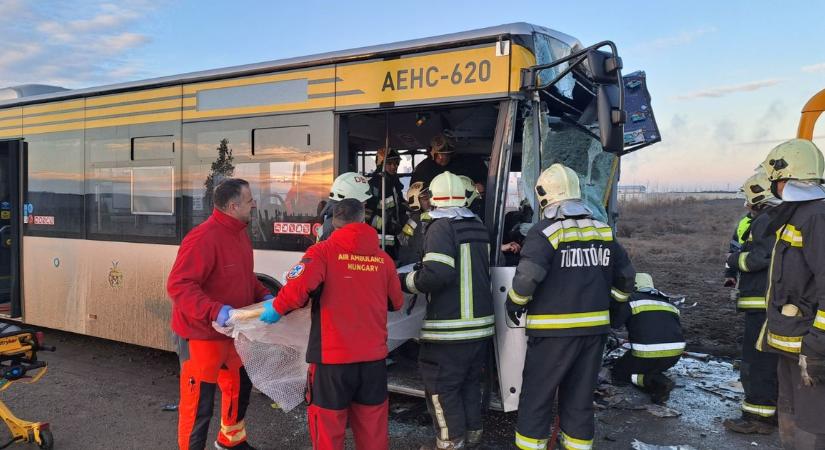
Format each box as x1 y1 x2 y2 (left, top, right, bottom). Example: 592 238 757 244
259 299 281 324
216 305 232 327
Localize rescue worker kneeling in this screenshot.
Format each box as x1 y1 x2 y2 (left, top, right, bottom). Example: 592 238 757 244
401 171 495 450
610 273 684 404
505 164 635 450
261 198 404 450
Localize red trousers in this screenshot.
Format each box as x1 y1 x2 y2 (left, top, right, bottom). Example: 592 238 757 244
306 360 389 450
177 338 252 450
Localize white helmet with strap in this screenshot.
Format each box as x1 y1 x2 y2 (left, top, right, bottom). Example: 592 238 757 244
459 175 480 207
761 138 824 182
430 171 466 208
534 163 581 210
406 181 430 212
329 172 372 202
741 168 778 207
635 273 654 291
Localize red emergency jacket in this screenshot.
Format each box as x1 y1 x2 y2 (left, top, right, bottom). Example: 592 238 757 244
274 222 404 364
167 209 270 340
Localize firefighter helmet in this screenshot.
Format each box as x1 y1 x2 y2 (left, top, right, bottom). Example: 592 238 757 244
761 138 824 182
534 163 581 209
429 171 466 207
430 133 455 154
329 172 372 202
406 181 430 212
459 175 480 207
741 168 777 206
635 273 654 291
375 147 401 167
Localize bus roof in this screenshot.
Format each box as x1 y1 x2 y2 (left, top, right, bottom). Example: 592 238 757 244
0 22 578 109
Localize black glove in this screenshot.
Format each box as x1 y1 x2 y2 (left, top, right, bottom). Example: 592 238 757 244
399 272 411 294
505 299 525 326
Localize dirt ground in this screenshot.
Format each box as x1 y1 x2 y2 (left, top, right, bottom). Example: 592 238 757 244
617 198 747 358
0 198 781 449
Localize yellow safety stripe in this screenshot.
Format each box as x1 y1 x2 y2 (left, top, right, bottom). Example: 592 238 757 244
525 311 609 330
630 342 686 358
767 332 802 353
515 432 548 450
737 296 766 309
738 252 750 272
547 225 613 250
431 394 449 441
419 326 495 341
423 315 495 329
460 243 473 319
777 224 803 247
405 271 420 294
611 288 630 302
742 402 776 417
736 216 752 244
631 374 645 387
560 431 593 450
402 221 415 236
811 310 825 331
220 420 247 443
423 252 455 268
628 299 680 316
508 288 531 305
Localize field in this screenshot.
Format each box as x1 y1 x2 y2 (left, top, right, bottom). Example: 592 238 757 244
617 198 747 357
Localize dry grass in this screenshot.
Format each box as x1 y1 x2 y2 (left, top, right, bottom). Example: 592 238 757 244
617 198 747 357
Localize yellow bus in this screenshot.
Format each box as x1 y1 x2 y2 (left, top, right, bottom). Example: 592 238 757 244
0 23 659 410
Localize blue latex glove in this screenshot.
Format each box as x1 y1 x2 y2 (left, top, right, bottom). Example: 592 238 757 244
259 299 281 324
216 305 232 327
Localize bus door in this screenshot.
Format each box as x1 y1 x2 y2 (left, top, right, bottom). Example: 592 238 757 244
0 140 24 318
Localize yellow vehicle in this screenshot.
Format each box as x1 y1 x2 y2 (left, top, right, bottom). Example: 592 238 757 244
799 88 825 142
0 23 659 411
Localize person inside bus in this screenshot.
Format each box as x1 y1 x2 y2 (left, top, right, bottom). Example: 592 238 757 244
410 133 487 190
367 148 406 259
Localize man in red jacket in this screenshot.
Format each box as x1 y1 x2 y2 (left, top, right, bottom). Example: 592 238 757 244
167 178 272 450
260 198 404 450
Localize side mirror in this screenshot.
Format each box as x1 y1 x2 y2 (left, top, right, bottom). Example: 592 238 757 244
587 50 623 83
597 84 626 153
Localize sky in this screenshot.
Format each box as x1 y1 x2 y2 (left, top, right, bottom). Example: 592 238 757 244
1 0 824 191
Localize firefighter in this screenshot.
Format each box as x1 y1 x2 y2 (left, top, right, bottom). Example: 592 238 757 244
397 181 433 266
505 163 635 450
167 179 272 450
261 198 404 450
400 171 495 450
410 133 456 187
368 148 406 257
610 273 684 404
757 139 825 448
724 212 754 287
722 169 780 434
317 172 373 242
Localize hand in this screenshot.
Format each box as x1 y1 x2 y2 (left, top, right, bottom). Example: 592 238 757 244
724 278 736 288
259 299 282 324
505 299 525 326
216 305 233 327
502 242 521 253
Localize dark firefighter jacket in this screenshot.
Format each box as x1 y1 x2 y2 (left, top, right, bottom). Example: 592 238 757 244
397 211 431 267
724 213 753 279
610 289 685 358
726 211 775 311
758 201 825 359
506 213 636 337
367 172 406 248
274 222 404 364
401 207 495 343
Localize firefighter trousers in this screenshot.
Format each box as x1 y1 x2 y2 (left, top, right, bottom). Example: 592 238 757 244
418 340 489 442
515 334 606 450
306 359 389 450
611 352 679 392
741 312 778 419
777 355 825 449
177 338 251 450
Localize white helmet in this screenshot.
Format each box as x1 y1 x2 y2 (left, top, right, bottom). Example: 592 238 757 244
329 172 372 202
430 171 466 207
535 163 581 210
761 138 824 182
406 181 430 212
741 168 777 207
635 273 654 291
459 175 480 207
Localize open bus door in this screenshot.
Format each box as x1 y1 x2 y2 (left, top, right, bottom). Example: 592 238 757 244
0 140 25 319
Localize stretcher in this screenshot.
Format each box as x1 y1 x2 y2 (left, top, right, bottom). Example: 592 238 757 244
0 323 55 449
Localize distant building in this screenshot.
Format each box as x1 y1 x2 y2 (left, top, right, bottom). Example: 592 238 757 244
618 185 647 193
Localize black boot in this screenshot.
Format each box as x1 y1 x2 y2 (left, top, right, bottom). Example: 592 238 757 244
646 373 675 404
723 412 777 435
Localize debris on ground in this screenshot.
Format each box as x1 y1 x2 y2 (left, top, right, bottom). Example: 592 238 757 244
644 404 681 418
631 440 698 450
